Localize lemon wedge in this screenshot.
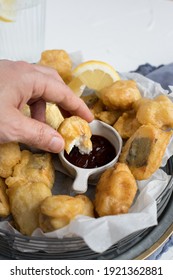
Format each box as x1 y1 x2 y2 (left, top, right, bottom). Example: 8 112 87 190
68 60 120 97
0 15 13 22
0 0 16 22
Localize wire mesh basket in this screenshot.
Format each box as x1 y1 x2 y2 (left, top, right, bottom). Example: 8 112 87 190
0 157 173 260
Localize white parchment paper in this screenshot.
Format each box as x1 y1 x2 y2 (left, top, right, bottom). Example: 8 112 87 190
0 72 173 254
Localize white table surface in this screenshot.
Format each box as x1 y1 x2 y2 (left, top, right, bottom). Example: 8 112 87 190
45 0 173 260
45 0 173 73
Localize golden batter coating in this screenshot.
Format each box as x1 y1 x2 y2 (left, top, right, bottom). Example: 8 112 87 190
0 177 10 218
22 103 64 130
21 104 31 118
39 49 72 83
134 95 173 129
81 94 105 116
45 103 64 130
95 110 122 125
81 93 100 109
39 194 94 232
7 182 52 235
95 163 137 216
58 116 92 154
0 142 21 178
113 110 141 139
100 80 141 110
119 124 172 180
5 150 55 189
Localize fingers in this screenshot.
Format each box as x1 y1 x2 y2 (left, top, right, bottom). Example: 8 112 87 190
0 60 94 152
29 71 94 122
32 64 64 83
29 99 46 123
6 111 65 153
29 65 94 122
1 61 93 123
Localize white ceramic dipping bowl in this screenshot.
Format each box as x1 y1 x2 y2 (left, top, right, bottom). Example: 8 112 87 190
58 120 122 193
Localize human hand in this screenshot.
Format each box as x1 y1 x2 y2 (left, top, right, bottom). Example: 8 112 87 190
0 60 93 152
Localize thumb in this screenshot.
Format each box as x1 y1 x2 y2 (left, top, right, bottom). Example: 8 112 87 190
10 112 65 153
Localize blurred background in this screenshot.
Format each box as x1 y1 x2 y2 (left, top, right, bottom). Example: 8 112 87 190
45 0 173 72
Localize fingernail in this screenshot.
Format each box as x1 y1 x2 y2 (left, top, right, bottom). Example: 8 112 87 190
49 136 64 152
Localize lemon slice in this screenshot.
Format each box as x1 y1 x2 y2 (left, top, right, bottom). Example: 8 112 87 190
68 60 120 97
0 0 16 22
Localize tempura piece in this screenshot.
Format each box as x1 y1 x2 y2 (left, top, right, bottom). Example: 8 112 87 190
7 182 52 235
22 103 64 130
58 116 92 154
134 95 173 129
5 150 55 189
95 163 137 216
81 94 105 116
81 93 100 109
0 142 21 178
0 177 10 217
21 104 31 117
81 93 122 125
39 194 94 232
39 49 72 83
100 80 141 110
46 103 64 130
113 110 141 139
95 110 122 125
119 124 172 180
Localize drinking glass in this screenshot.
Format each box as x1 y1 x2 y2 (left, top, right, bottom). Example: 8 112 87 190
0 0 46 62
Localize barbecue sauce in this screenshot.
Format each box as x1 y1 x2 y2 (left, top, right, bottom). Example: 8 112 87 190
64 135 116 168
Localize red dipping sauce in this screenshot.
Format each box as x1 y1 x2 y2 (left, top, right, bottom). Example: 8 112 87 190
64 135 116 169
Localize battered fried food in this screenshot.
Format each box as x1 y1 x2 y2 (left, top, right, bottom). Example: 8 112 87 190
95 110 122 125
39 194 94 232
134 95 173 129
100 80 141 110
22 103 64 130
113 110 141 139
0 178 10 217
7 182 52 235
39 49 72 83
21 104 31 117
81 93 105 116
45 103 64 130
119 124 172 180
81 93 100 109
58 116 92 154
5 150 55 189
95 163 137 216
0 142 21 178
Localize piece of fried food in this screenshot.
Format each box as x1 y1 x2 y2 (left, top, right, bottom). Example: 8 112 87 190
7 182 52 235
39 194 94 232
100 80 141 110
95 110 122 125
81 93 123 125
0 142 21 178
119 124 172 180
45 103 64 130
81 93 100 109
22 103 64 130
39 49 72 83
58 116 92 154
0 177 10 217
134 95 173 129
95 163 137 216
81 94 105 115
5 150 55 189
113 110 141 139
